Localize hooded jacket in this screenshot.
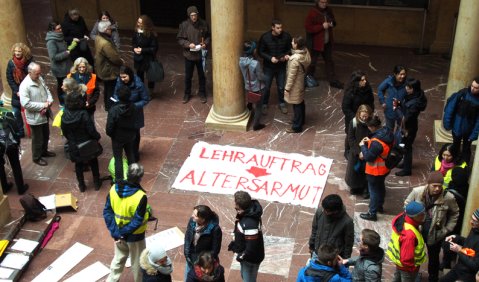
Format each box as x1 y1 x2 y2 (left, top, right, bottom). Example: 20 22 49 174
177 17 210 61
404 185 459 245
228 200 265 264
113 75 150 129
377 75 407 120
103 180 147 242
308 206 354 258
285 48 311 105
61 107 101 162
443 88 479 141
239 56 264 93
139 249 173 282
186 259 225 282
184 215 222 266
360 127 394 163
106 101 138 143
45 31 72 78
297 259 352 282
346 248 384 282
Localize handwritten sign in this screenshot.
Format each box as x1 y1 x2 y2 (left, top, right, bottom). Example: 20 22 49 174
173 142 333 208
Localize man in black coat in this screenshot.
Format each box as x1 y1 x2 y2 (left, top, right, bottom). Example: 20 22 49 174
228 191 265 282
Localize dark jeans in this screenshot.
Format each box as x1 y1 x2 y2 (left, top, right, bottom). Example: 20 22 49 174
307 42 336 82
0 145 26 194
136 70 155 89
112 140 135 182
292 101 305 132
184 58 206 98
386 117 402 131
133 129 141 162
426 241 442 282
12 106 25 137
75 157 100 184
452 133 472 165
56 76 66 106
402 122 418 173
247 93 264 128
366 174 386 215
30 123 49 161
103 79 117 111
262 66 286 105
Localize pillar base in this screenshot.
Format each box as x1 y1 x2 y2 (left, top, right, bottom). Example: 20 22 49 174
0 195 11 228
434 120 477 145
205 106 250 132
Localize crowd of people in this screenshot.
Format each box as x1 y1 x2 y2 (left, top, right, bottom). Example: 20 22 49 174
2 0 479 281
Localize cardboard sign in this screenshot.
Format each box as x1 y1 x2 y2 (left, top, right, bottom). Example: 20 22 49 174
173 142 333 208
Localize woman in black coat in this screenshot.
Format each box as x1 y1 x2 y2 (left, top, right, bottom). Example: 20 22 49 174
132 15 158 93
62 9 94 68
345 104 373 197
341 70 374 158
61 86 101 192
184 205 222 279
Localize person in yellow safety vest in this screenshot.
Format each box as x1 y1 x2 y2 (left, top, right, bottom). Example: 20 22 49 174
358 116 394 222
433 143 467 190
104 163 150 282
387 201 427 282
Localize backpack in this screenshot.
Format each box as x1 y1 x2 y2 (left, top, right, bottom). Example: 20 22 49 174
0 114 18 151
374 131 404 170
20 194 47 221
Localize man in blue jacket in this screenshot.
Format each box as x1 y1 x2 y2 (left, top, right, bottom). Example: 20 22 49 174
297 244 352 282
104 163 149 282
443 77 479 165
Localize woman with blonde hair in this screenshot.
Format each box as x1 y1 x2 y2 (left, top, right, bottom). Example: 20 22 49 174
67 57 100 116
6 42 33 138
345 104 373 197
132 14 158 94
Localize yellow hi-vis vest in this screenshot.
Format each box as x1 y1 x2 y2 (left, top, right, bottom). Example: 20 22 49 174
109 185 149 235
434 157 467 189
386 222 427 267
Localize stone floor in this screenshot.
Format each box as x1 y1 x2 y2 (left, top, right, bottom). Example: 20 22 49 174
0 0 455 281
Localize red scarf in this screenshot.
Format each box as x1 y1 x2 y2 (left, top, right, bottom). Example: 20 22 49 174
12 56 27 84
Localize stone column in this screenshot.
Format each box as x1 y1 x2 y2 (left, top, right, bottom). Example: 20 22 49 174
205 0 250 131
434 0 479 143
0 0 26 226
0 0 27 107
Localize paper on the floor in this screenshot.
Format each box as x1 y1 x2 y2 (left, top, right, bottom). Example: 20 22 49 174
146 226 184 251
63 261 110 282
0 267 14 279
0 253 29 270
32 242 93 282
11 238 39 253
38 195 56 210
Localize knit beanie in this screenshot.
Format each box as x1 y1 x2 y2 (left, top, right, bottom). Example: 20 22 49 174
427 171 444 185
405 201 425 218
473 208 479 220
148 244 167 265
187 6 199 16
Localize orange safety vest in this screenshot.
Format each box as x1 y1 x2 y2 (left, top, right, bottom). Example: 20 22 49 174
365 137 390 176
66 73 97 95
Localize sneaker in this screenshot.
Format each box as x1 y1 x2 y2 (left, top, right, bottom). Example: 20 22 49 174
279 103 288 114
329 80 344 89
360 212 377 221
262 104 268 115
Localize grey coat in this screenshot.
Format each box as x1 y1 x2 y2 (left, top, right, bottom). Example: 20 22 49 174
19 75 53 126
346 248 384 282
45 31 72 77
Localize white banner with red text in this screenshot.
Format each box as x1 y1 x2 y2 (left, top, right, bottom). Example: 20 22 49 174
172 142 333 208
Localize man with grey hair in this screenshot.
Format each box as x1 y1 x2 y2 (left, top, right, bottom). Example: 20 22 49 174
19 62 55 166
103 163 149 282
95 20 123 111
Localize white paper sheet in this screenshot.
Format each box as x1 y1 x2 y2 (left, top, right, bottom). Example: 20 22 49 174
145 226 184 251
32 242 93 282
38 195 56 210
11 238 39 253
63 261 110 282
0 253 29 270
0 267 14 279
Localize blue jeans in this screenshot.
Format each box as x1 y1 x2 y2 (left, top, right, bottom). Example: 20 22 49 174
12 106 24 137
240 261 260 282
366 174 386 215
262 66 286 105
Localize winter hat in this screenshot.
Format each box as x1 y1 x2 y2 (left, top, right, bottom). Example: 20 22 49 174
244 41 257 56
187 6 199 16
473 208 479 221
405 201 425 218
427 171 444 185
148 244 167 265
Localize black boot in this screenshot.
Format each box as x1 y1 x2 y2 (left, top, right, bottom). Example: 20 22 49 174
94 177 101 191
78 181 86 192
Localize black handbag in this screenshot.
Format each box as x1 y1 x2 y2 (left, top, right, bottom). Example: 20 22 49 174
147 59 165 82
77 139 102 159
